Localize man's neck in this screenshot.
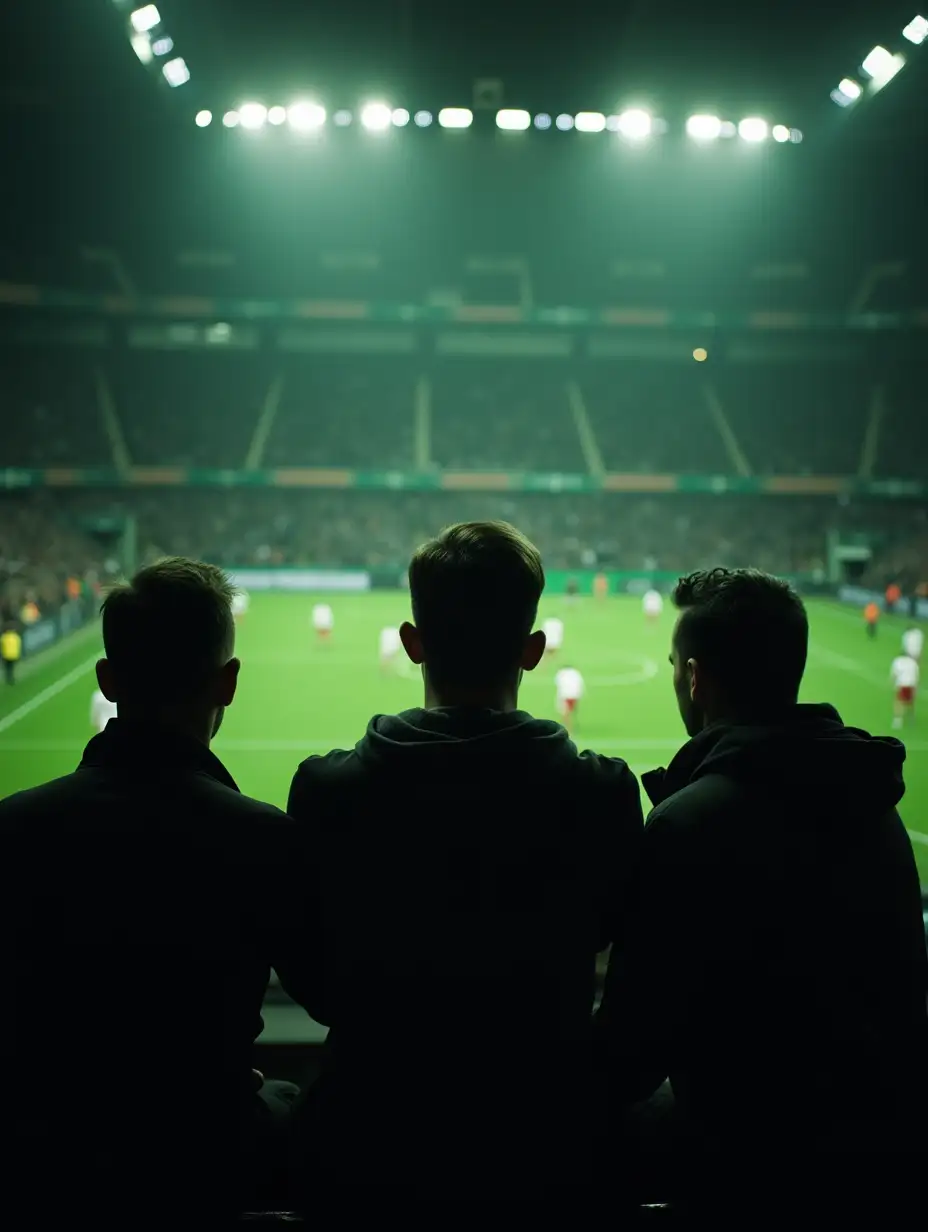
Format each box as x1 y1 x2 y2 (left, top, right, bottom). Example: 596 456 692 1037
115 707 213 748
424 687 519 713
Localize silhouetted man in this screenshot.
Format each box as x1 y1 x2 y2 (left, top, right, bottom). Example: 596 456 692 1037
287 521 643 1194
0 558 317 1216
596 568 928 1202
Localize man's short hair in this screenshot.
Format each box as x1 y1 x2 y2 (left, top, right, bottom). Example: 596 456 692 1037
100 557 235 701
673 567 808 708
408 521 545 687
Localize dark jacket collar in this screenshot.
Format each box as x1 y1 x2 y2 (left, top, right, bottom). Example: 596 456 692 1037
78 718 240 793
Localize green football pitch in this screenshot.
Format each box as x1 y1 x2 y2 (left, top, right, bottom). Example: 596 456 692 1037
1 594 927 885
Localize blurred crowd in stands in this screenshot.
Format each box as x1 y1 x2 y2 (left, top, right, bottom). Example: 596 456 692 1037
1 348 925 478
4 486 928 618
3 347 928 613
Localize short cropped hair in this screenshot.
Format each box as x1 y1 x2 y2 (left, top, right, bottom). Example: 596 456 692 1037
101 557 235 701
408 521 545 688
673 567 808 708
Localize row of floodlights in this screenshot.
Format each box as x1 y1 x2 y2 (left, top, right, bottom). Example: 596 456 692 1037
831 15 927 106
195 104 802 143
124 4 190 86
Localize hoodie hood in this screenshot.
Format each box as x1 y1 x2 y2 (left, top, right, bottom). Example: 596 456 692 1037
356 707 577 770
642 703 905 817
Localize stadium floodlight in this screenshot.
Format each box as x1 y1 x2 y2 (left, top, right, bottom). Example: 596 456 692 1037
575 111 606 132
151 36 173 56
738 117 768 142
267 106 286 125
903 15 928 44
130 33 153 63
439 108 473 129
686 114 722 140
392 108 410 127
790 128 803 143
414 110 433 126
361 102 392 131
771 123 789 142
239 103 268 130
130 5 161 33
287 102 326 131
195 109 213 128
162 57 190 87
534 113 552 129
831 77 862 106
555 113 575 130
222 110 240 128
333 109 353 126
615 108 652 140
861 45 905 86
496 109 531 131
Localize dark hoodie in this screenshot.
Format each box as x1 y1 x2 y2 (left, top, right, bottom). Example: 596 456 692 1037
596 703 928 1157
287 706 643 1187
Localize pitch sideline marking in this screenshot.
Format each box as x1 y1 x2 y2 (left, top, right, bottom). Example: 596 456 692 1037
0 654 100 735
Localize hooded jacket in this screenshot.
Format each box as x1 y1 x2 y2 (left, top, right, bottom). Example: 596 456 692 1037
596 703 928 1153
287 706 643 1187
0 718 314 1212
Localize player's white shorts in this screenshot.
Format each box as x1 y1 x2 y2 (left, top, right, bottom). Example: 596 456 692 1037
558 697 578 716
380 631 402 659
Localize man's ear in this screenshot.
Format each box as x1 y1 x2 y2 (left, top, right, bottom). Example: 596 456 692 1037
521 628 547 673
400 621 424 665
687 657 699 702
96 658 117 702
217 657 240 708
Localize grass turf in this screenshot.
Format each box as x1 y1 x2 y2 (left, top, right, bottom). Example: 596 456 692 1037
1 594 926 884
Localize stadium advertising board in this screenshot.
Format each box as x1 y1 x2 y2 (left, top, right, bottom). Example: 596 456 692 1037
227 569 371 592
838 585 928 620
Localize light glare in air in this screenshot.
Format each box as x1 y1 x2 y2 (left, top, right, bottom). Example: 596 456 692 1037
222 111 240 128
616 109 652 140
771 124 789 142
575 112 606 132
195 110 213 128
686 114 722 140
130 5 161 33
496 109 531 131
267 106 287 125
392 108 411 127
361 102 393 131
738 117 768 142
239 103 268 130
130 33 153 64
162 57 190 87
861 46 904 85
439 108 473 129
288 102 326 131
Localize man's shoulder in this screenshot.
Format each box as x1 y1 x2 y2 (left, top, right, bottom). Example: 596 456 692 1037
0 771 82 825
569 746 634 778
647 772 744 837
292 746 361 787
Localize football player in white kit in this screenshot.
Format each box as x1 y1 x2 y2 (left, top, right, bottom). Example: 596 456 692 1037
554 665 584 736
312 602 334 643
902 626 923 662
543 616 564 659
231 590 250 621
643 588 664 623
379 625 402 673
90 688 118 733
890 652 919 729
